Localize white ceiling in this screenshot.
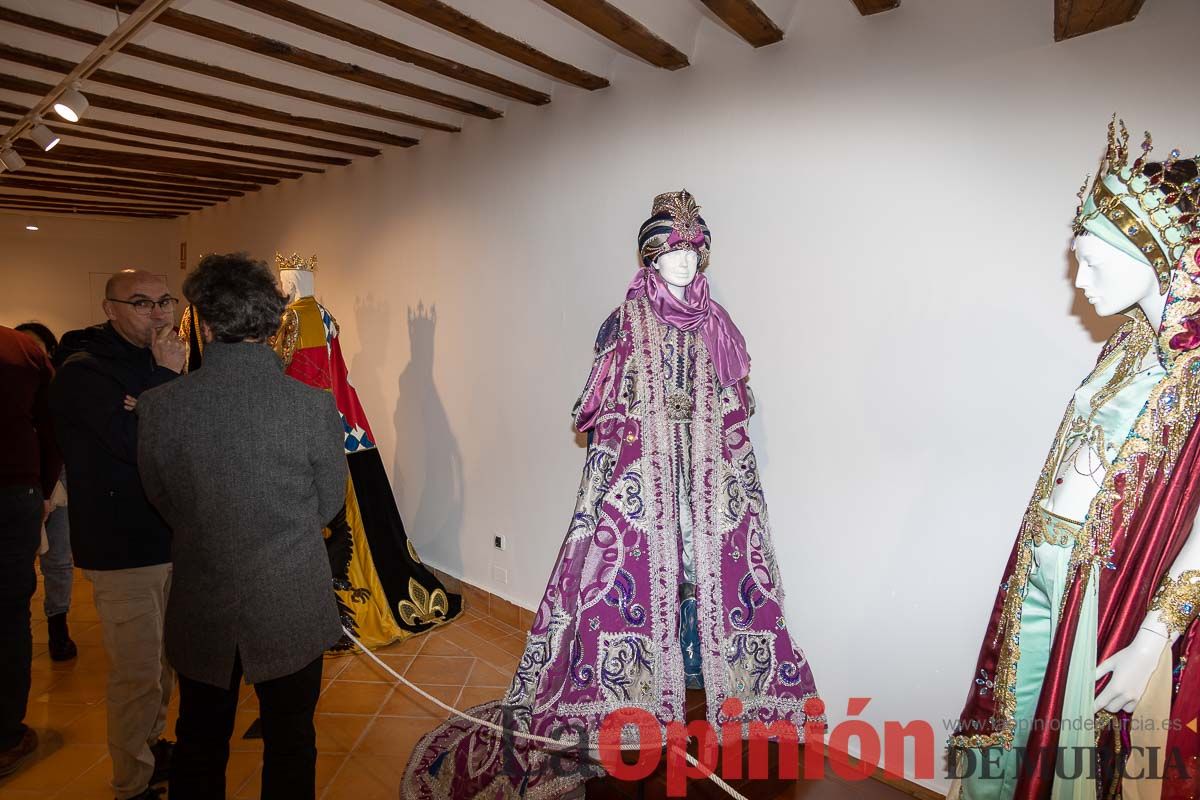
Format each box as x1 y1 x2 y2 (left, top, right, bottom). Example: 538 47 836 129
0 0 803 216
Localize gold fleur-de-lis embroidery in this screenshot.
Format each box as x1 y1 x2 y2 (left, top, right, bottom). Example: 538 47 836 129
397 578 449 626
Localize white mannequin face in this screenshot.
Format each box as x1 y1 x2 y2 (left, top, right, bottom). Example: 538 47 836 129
654 249 699 291
278 269 314 302
1073 234 1160 318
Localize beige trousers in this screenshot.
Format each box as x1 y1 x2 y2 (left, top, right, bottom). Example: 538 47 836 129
85 564 174 800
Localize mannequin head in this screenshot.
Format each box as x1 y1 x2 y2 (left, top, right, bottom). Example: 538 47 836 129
1073 234 1164 320
1072 121 1200 301
639 190 711 273
654 249 699 300
278 268 314 303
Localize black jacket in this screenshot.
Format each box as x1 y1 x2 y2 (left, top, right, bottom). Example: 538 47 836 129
50 323 177 570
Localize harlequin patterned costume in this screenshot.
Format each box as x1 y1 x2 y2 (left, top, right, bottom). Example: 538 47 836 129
402 191 820 799
949 121 1200 800
179 262 461 652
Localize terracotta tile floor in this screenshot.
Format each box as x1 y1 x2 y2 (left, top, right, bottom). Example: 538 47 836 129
1 569 522 799
1 570 923 800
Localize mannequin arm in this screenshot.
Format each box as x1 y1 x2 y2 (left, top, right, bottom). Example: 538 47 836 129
1095 524 1200 713
572 350 617 432
573 307 624 432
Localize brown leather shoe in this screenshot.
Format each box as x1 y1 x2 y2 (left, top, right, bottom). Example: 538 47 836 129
0 727 38 777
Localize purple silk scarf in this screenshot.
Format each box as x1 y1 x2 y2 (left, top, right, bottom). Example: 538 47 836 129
626 267 750 387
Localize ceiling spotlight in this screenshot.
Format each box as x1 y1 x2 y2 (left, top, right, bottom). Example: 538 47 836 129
30 122 60 152
0 148 25 171
25 218 39 232
53 84 89 123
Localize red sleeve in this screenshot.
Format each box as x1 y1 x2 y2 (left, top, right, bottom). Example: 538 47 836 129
327 333 374 445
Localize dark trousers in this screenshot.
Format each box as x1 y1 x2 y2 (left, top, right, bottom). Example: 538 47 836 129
0 486 41 751
169 652 323 800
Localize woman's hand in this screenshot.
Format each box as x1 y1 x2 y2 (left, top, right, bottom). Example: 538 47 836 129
1095 626 1170 714
123 394 138 412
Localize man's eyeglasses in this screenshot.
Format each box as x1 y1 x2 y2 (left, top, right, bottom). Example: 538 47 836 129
106 297 179 316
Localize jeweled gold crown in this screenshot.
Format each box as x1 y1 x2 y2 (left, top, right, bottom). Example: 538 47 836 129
1073 117 1200 291
275 252 317 272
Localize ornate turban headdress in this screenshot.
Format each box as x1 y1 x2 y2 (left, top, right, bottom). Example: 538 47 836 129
626 190 749 386
638 189 712 270
1073 117 1200 293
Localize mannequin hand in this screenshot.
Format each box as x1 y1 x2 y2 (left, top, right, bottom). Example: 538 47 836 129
151 325 186 373
1095 627 1169 714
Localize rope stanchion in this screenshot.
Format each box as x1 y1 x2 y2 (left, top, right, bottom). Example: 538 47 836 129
342 626 747 800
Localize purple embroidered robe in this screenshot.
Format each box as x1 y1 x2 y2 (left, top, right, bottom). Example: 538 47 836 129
403 294 819 799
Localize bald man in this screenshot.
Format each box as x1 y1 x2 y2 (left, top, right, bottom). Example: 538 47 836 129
50 269 184 800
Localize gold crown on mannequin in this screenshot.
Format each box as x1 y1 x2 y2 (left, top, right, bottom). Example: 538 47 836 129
274 252 317 271
1071 118 1200 290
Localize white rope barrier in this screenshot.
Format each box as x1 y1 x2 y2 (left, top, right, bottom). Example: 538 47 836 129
341 626 747 800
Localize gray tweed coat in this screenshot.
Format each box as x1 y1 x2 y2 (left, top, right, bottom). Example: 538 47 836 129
137 341 346 687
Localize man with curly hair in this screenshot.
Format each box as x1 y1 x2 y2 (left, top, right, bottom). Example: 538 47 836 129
136 253 347 800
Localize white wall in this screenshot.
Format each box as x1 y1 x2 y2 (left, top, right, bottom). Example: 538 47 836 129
178 0 1200 789
0 211 181 337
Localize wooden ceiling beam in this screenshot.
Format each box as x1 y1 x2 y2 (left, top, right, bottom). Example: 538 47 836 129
52 147 297 181
0 177 213 207
1054 0 1144 40
0 202 183 218
0 74 381 157
0 45 415 150
18 169 241 199
0 194 166 209
13 140 297 181
375 0 608 90
12 141 292 184
50 151 286 183
539 0 689 70
0 202 193 219
0 191 201 214
0 205 178 219
0 99 350 166
225 0 549 104
848 0 901 14
84 0 503 119
0 113 322 175
0 7 459 133
698 0 783 47
19 160 264 193
11 170 236 201
54 129 323 175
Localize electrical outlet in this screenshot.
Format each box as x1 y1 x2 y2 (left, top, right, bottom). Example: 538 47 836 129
493 534 506 550
492 565 509 585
